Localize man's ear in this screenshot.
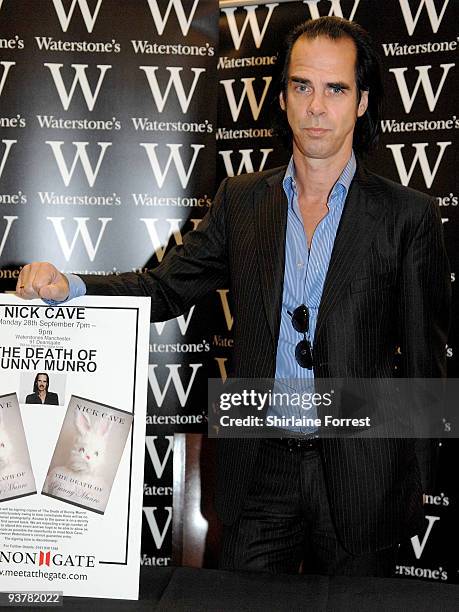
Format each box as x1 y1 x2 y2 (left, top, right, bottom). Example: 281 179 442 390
357 90 368 117
279 90 286 111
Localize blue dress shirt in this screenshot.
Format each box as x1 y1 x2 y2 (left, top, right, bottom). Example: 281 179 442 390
271 152 356 433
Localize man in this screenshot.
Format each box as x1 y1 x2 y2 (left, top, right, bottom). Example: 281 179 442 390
25 373 59 405
16 17 450 576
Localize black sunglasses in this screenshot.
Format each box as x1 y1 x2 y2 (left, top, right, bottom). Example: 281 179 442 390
288 304 313 369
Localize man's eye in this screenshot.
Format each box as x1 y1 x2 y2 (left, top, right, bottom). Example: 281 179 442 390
295 84 310 94
329 85 344 95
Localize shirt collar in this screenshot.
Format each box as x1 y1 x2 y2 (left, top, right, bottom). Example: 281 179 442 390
282 150 356 208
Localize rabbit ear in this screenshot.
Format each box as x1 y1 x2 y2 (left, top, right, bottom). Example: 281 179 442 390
97 417 112 437
75 409 91 435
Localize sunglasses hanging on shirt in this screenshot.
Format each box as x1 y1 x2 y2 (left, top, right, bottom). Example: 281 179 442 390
288 304 313 369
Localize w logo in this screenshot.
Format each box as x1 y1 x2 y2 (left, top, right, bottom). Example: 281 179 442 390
220 77 272 122
389 64 454 113
217 289 234 332
0 61 15 97
140 217 201 263
47 216 111 262
146 0 199 36
0 216 17 258
219 149 273 177
140 143 204 189
148 363 202 407
143 507 172 549
221 3 278 50
46 141 111 187
398 0 450 35
52 0 103 33
0 140 16 180
145 436 173 479
411 515 440 559
387 142 451 188
140 66 205 113
152 306 196 336
304 0 361 21
214 357 229 383
45 63 111 111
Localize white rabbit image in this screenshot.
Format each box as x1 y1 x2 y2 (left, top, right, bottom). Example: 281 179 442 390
42 408 112 511
68 408 111 475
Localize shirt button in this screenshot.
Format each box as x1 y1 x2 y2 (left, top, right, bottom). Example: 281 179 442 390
297 262 304 268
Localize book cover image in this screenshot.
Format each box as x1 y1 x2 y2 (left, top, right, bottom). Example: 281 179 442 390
42 396 133 514
0 393 37 502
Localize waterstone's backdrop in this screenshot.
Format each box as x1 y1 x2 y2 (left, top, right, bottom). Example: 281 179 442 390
0 0 457 583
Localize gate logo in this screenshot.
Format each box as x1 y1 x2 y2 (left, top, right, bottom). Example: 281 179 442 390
303 0 362 21
0 216 18 258
140 66 205 113
0 61 15 97
46 141 112 187
45 63 111 112
148 363 203 407
140 143 204 189
0 550 95 567
386 142 451 188
146 0 199 36
145 436 173 479
410 515 440 559
143 507 172 549
0 140 16 180
39 551 51 566
219 148 274 177
220 77 272 122
399 0 450 36
389 64 455 113
221 3 278 51
52 0 103 34
47 216 112 262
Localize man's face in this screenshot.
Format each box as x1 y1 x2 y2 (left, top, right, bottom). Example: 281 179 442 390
37 375 48 392
279 35 368 162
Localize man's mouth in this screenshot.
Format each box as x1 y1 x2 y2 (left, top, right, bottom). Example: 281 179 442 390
303 127 329 136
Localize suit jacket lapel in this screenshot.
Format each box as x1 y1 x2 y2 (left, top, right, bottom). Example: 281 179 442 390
253 168 288 345
315 166 387 342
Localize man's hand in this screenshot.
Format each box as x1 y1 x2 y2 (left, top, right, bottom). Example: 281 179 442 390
16 262 69 302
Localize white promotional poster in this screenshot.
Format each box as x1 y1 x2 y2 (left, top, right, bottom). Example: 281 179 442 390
0 295 150 600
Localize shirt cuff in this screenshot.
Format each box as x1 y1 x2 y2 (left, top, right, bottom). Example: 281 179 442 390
42 273 87 305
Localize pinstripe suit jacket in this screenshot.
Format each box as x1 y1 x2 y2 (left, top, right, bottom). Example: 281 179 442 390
82 163 450 554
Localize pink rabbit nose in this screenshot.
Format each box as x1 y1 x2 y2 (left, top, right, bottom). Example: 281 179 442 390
85 454 90 460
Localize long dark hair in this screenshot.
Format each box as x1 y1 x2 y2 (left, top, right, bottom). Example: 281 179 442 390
273 16 384 156
33 372 49 394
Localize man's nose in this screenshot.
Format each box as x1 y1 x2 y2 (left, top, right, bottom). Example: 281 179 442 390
306 90 326 116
